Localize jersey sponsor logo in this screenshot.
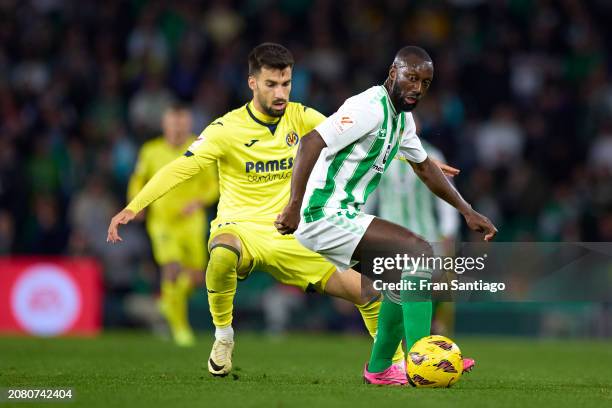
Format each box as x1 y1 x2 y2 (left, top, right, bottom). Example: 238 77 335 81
245 157 294 173
244 139 259 147
246 171 292 183
382 144 392 165
371 143 392 173
332 113 356 134
285 131 299 147
371 163 384 173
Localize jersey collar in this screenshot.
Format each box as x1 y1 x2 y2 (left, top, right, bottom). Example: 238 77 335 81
380 85 398 117
246 101 283 135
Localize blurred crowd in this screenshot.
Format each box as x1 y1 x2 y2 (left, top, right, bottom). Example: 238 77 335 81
0 0 611 329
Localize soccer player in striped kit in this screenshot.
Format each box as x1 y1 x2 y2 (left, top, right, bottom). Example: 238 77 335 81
276 46 497 385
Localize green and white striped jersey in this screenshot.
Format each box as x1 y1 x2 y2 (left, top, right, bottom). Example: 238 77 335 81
373 142 459 242
302 85 427 223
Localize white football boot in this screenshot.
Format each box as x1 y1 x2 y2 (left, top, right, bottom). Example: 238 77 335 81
208 339 234 376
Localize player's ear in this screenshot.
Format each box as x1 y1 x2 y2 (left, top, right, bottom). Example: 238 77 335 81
389 64 397 81
248 75 257 91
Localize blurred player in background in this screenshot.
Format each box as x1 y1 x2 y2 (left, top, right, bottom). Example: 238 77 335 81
109 43 425 376
127 104 219 346
372 140 459 335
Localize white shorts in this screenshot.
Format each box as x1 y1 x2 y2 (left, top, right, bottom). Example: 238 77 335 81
295 210 375 271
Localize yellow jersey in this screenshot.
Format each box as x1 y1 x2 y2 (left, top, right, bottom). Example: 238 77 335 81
127 136 219 222
126 102 325 225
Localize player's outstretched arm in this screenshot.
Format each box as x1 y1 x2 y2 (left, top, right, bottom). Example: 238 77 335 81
275 130 327 235
106 155 202 243
107 208 136 243
410 157 497 241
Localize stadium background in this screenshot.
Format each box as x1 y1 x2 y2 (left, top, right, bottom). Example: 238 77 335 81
1 0 611 338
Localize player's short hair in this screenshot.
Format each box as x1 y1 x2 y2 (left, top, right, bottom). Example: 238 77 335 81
248 43 294 75
394 46 432 64
165 102 190 114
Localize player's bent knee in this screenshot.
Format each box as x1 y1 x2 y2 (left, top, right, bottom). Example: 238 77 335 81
402 234 433 258
206 245 240 290
209 233 242 255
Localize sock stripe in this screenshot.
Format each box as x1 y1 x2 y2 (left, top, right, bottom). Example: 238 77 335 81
360 293 382 308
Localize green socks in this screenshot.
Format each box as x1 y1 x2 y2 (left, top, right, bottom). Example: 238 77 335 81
367 298 404 372
367 269 433 373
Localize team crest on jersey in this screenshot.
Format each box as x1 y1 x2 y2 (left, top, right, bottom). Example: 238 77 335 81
286 131 299 147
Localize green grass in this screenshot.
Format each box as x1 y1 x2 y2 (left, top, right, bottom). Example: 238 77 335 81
1 332 611 408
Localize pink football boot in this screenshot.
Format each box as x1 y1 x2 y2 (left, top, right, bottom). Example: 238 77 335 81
363 363 408 385
462 358 475 372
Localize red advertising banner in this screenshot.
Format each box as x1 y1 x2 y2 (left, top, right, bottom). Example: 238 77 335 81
0 257 102 336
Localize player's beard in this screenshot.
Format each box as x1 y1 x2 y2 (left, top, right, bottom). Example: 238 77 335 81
390 80 419 112
257 95 287 117
265 100 287 117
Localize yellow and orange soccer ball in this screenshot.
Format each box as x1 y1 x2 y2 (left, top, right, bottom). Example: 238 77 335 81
406 335 464 388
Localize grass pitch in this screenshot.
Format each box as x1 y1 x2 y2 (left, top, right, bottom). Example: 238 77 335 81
1 332 611 408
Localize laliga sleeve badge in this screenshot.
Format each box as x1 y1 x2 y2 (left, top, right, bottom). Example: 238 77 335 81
332 113 355 134
286 131 299 147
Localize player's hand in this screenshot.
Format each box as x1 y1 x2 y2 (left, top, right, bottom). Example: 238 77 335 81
431 158 460 178
134 209 146 222
181 200 203 216
463 209 497 241
275 203 300 235
107 208 136 243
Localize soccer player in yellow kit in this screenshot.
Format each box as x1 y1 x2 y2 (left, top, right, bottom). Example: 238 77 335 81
127 105 219 346
108 43 404 376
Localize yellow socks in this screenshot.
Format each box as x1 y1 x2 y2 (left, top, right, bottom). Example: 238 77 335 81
356 296 405 365
206 246 240 328
159 271 196 346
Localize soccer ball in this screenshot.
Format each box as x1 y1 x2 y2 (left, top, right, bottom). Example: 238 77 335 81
406 335 464 388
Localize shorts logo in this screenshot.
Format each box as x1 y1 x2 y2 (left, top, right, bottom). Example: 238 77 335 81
286 131 299 147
